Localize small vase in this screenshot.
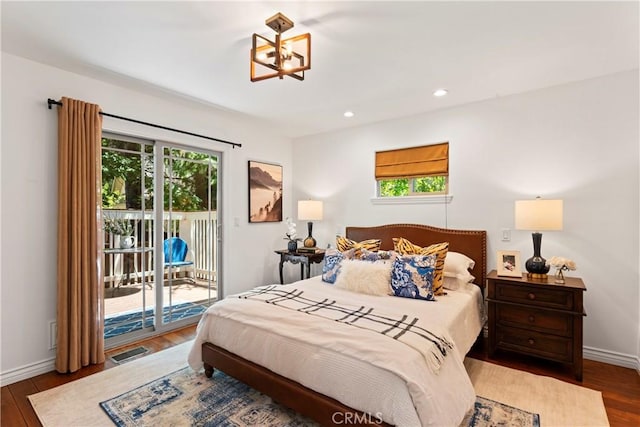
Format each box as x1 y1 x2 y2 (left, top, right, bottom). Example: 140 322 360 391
287 240 298 252
554 268 565 284
119 235 135 249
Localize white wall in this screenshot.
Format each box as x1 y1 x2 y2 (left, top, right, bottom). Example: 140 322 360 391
0 53 294 382
293 70 640 368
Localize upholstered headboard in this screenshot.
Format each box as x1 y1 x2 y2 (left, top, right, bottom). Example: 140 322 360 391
345 223 487 288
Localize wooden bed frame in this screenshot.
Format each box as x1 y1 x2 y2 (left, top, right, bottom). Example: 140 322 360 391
203 223 487 426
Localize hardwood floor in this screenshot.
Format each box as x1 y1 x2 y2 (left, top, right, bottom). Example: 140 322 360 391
1 325 197 427
2 327 639 426
467 337 640 426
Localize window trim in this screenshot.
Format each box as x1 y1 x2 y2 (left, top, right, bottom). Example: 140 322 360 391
370 194 453 205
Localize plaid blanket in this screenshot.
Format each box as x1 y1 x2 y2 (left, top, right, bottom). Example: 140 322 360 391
238 285 454 372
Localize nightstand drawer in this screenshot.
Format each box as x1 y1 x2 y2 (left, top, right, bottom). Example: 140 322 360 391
495 326 573 362
496 304 574 337
493 281 574 310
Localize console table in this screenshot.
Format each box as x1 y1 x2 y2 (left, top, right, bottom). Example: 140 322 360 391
275 249 325 284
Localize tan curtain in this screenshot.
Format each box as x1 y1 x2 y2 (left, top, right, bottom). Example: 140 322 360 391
56 97 105 373
375 142 449 180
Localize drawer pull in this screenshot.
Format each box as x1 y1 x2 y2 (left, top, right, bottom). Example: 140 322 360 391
528 338 535 346
528 315 535 323
528 293 536 300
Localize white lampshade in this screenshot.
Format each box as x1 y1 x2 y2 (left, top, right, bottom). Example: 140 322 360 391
298 200 323 221
515 199 563 231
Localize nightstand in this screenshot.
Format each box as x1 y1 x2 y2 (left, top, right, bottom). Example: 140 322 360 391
486 270 587 381
275 249 325 284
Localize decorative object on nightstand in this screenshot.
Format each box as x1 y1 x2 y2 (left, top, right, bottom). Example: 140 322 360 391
298 200 323 248
486 270 586 381
515 197 563 278
283 217 301 252
547 256 576 284
496 250 522 277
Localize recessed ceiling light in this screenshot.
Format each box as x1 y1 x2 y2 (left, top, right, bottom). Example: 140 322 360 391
343 111 355 118
433 89 448 97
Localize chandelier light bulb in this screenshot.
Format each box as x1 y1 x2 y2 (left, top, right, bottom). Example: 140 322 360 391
433 89 448 97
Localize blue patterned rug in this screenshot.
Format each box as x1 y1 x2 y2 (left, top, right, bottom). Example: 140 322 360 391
100 367 540 426
104 302 207 339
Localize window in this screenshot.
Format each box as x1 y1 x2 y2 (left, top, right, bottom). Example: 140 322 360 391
375 142 449 197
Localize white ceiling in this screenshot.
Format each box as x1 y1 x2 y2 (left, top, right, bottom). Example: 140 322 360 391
2 1 638 138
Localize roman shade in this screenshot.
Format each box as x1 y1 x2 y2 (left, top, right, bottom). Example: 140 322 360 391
375 142 449 180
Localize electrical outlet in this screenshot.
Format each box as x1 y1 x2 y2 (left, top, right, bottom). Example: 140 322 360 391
49 320 57 350
501 228 511 242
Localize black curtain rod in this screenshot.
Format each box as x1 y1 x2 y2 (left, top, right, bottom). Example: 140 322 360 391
47 98 241 149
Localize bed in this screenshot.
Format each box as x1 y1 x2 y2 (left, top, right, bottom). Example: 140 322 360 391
188 223 487 426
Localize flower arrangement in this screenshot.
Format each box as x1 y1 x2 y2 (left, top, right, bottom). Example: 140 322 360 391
104 215 133 236
547 256 576 284
547 256 576 271
283 217 301 242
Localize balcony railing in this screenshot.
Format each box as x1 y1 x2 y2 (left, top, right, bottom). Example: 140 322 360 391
103 210 217 286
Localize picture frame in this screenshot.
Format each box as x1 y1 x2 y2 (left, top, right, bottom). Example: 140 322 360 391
248 160 283 223
497 250 522 277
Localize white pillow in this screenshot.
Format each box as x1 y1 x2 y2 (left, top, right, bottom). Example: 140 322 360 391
333 259 392 296
444 251 475 274
443 275 474 291
443 252 475 290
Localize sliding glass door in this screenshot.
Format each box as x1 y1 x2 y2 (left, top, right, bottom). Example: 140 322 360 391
102 134 220 345
159 144 219 329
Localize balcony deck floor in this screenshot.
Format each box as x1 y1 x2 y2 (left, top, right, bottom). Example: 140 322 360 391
105 279 216 319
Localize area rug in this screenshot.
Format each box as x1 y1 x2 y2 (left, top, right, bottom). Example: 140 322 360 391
29 341 609 427
104 302 207 339
100 367 316 426
99 366 539 427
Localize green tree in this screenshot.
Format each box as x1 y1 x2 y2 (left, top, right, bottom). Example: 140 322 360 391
102 139 217 211
380 178 409 196
379 176 446 197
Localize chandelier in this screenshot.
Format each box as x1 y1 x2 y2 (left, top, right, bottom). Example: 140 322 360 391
251 12 311 82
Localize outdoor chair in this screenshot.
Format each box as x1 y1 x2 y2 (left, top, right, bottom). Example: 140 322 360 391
163 237 196 286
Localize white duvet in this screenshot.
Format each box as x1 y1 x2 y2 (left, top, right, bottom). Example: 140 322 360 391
188 276 485 426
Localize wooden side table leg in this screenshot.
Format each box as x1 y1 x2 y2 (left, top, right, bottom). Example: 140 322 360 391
279 255 285 284
300 263 304 280
305 261 311 279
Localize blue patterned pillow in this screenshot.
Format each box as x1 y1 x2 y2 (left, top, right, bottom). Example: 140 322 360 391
357 249 397 262
390 254 437 301
322 248 355 284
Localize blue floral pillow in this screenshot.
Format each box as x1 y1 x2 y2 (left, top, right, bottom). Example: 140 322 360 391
357 249 397 262
322 248 355 284
390 254 437 301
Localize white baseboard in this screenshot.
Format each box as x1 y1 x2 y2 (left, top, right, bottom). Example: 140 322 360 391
584 346 640 372
0 357 56 387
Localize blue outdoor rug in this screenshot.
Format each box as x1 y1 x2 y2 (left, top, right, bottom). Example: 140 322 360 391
100 367 540 426
104 302 207 339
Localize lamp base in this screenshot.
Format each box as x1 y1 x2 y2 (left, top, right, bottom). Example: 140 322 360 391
525 255 550 277
527 272 549 280
303 221 316 248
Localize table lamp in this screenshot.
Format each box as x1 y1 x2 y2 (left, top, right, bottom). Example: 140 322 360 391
515 197 563 278
298 200 323 248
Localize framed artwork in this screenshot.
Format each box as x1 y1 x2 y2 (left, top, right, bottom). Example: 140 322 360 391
497 250 522 277
248 160 283 223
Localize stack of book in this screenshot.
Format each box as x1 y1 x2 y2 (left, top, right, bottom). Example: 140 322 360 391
297 247 322 254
